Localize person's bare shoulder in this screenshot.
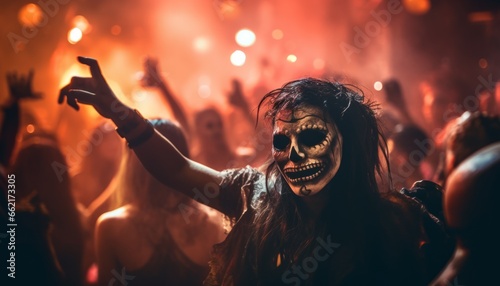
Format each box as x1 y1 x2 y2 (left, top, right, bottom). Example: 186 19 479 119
95 206 141 257
95 206 136 236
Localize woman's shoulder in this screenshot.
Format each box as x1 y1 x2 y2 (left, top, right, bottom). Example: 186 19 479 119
221 166 268 196
96 205 136 232
220 165 264 182
216 166 269 220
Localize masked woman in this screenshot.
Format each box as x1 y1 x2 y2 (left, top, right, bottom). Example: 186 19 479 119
60 57 441 285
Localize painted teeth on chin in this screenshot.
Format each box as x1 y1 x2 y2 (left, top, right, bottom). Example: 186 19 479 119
285 162 322 173
288 164 325 183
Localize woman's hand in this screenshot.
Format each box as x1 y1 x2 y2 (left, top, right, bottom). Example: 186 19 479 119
58 57 126 120
227 78 248 109
6 69 42 103
140 57 164 88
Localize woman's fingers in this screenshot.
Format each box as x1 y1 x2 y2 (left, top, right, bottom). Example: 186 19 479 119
70 76 95 91
27 69 34 83
59 56 118 116
68 89 96 105
67 97 79 110
59 84 96 110
63 88 80 110
58 84 70 104
77 56 105 82
59 83 86 110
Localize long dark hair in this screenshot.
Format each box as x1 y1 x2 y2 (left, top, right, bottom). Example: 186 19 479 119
252 78 392 280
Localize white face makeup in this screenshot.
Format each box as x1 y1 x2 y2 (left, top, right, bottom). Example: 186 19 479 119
272 105 343 197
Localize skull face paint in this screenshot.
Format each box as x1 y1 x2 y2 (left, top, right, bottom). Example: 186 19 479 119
272 105 342 197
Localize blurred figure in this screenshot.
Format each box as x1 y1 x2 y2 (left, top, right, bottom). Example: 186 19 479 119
477 84 498 115
192 107 247 170
420 71 471 137
194 79 271 170
9 131 84 286
71 121 123 209
1 70 84 285
418 71 471 180
140 57 264 170
378 78 434 188
140 57 191 136
68 123 124 286
95 119 225 286
0 70 42 169
378 78 414 137
388 124 433 190
436 111 500 186
431 143 500 286
226 78 272 167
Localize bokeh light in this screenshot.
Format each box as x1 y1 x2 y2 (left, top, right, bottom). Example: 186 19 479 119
193 36 211 53
374 81 383 91
18 3 44 27
235 29 256 47
287 54 297 63
72 15 90 33
230 50 246 66
479 58 488 69
272 29 284 40
68 27 83 44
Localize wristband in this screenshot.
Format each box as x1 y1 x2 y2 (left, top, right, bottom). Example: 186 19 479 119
127 120 155 148
114 109 155 148
115 109 145 138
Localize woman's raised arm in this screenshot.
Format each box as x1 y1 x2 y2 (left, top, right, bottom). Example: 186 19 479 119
58 57 226 212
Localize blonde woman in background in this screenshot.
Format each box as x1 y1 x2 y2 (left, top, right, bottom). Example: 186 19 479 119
95 119 226 286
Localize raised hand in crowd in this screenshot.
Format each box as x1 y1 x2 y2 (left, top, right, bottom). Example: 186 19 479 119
1 70 43 168
140 56 191 135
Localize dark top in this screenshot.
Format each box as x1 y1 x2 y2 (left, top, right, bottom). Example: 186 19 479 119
205 167 266 286
11 190 64 286
205 167 435 286
0 101 20 167
121 221 208 286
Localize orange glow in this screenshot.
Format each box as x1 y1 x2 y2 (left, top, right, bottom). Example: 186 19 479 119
26 124 35 134
403 0 430 15
193 37 211 53
387 138 394 153
479 58 488 69
18 3 44 27
468 12 493 23
313 58 325 70
59 63 89 88
213 0 242 20
111 25 122 35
